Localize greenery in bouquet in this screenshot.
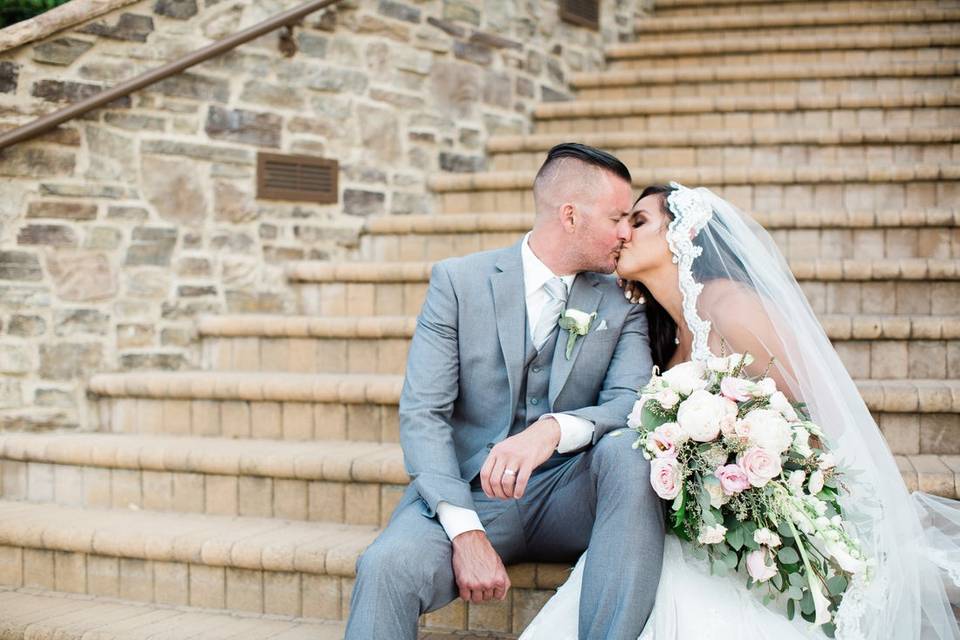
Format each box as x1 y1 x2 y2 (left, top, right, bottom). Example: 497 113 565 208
627 352 871 636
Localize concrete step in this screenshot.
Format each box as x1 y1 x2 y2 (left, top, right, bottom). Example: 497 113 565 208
606 30 960 69
196 312 960 383
650 0 960 18
86 369 960 452
571 60 960 100
0 586 346 639
199 315 415 375
357 210 959 262
0 500 561 636
288 258 960 318
0 433 406 527
429 165 960 214
633 7 960 39
532 93 960 134
88 372 402 443
487 128 960 173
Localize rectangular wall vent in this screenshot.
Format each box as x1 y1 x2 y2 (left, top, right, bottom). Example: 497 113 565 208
257 152 338 203
559 0 600 30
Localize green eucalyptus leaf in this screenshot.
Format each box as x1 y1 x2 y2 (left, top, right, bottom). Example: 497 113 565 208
777 547 800 565
826 575 848 596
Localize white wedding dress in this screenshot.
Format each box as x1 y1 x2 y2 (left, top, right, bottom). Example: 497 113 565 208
520 184 960 640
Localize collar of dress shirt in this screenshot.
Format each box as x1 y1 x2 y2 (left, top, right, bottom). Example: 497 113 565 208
521 232 576 298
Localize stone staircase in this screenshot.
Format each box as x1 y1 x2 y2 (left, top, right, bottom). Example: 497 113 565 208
1 0 958 637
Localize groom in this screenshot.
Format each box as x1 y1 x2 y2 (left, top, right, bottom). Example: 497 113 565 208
346 143 664 639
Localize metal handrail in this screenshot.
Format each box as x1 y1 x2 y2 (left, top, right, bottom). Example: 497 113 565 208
0 0 344 150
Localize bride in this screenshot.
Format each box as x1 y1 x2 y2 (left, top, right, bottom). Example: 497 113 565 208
520 183 960 639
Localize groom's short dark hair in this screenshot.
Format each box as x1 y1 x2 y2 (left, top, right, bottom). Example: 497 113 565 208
535 142 632 185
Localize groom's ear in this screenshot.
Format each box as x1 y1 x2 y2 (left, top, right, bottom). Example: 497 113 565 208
559 202 577 233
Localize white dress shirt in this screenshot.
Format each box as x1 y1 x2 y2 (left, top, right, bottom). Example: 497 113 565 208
436 233 596 540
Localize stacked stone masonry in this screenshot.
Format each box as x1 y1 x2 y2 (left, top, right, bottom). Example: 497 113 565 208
0 0 958 637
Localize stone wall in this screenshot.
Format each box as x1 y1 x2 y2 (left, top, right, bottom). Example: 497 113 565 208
0 0 640 431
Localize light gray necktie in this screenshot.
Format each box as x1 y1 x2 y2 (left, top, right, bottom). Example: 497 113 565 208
533 277 567 350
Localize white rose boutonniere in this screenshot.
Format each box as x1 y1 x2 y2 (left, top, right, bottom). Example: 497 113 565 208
557 308 596 360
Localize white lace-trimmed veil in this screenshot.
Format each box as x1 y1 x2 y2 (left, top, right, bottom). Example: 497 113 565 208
664 181 960 639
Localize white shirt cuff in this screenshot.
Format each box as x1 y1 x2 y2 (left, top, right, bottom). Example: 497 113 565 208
547 413 595 454
436 501 485 541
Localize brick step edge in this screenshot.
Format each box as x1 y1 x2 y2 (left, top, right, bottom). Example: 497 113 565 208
0 586 345 640
487 127 960 152
197 313 960 341
633 7 960 32
532 93 960 119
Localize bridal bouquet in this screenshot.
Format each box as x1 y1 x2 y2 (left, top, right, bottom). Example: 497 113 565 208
627 353 870 635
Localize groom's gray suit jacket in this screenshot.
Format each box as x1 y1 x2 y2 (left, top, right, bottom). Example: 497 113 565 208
400 239 653 518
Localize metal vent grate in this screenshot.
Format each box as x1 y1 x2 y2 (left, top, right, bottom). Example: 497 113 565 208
257 152 338 203
559 0 600 30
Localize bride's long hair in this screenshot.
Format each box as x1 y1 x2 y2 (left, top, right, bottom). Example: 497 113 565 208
629 184 752 370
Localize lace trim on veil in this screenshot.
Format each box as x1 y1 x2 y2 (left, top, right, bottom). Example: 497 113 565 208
664 182 714 362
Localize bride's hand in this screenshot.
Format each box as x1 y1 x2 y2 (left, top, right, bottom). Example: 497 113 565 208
480 418 560 500
617 278 643 304
451 530 511 603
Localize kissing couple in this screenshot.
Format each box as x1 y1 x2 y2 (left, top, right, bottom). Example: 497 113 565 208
345 143 959 639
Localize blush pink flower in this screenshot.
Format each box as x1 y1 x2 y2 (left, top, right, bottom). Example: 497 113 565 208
746 547 778 583
737 446 782 488
714 463 751 495
720 376 752 402
650 458 682 500
648 430 677 458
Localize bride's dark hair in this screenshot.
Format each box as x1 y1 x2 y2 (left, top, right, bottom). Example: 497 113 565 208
632 184 753 370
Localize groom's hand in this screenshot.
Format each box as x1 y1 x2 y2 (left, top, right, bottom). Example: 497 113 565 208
451 530 511 603
480 418 560 500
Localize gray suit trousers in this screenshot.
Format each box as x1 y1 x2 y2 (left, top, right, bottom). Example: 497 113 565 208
345 432 665 640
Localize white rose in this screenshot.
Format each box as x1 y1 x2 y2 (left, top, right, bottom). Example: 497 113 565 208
676 389 727 442
754 527 782 548
697 523 727 545
707 356 730 373
739 408 793 454
626 400 644 429
661 360 708 396
819 453 836 470
757 377 777 396
792 426 813 457
808 469 825 494
787 470 806 492
826 541 865 575
705 482 729 509
656 422 686 445
562 309 594 333
655 388 680 409
768 391 799 422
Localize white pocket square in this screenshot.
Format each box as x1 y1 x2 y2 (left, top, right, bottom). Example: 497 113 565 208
595 319 608 332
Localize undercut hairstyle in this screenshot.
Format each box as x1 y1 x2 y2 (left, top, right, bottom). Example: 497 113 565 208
532 143 632 213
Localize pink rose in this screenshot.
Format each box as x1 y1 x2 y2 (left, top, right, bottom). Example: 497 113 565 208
648 430 677 458
714 463 751 495
650 458 682 500
737 447 782 488
720 376 752 402
746 547 778 582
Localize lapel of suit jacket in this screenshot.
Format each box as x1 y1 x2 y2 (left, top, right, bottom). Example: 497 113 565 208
548 272 604 408
490 241 526 418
